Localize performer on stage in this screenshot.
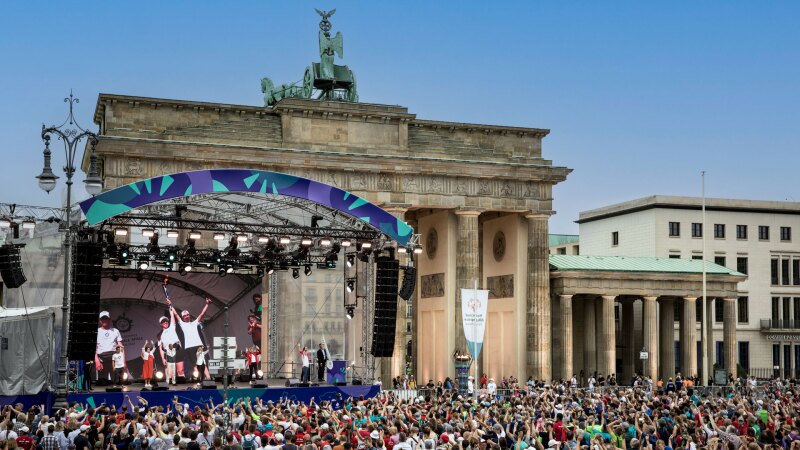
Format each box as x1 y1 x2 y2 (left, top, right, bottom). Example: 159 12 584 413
316 343 330 382
297 344 311 383
141 340 156 388
111 346 125 386
247 313 262 347
165 343 177 385
157 313 184 379
95 311 124 383
168 296 211 379
246 346 260 381
195 346 207 383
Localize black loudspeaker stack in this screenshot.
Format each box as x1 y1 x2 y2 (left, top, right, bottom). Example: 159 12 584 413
371 256 399 357
0 244 27 288
68 242 104 361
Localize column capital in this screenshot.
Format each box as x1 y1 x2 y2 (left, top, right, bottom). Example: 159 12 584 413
723 297 737 302
683 296 698 302
454 208 483 217
381 204 411 215
524 211 554 220
559 294 574 300
601 295 617 301
642 296 658 302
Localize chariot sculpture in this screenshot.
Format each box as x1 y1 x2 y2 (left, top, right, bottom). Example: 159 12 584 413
262 9 358 106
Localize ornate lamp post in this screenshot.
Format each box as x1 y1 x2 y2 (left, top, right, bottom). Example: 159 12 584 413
36 92 103 404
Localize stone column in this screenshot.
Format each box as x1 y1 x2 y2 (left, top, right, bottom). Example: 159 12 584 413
622 300 635 383
583 296 597 379
659 298 675 380
557 294 574 381
455 210 481 352
526 213 552 381
598 295 617 377
723 297 738 377
641 296 658 381
681 296 698 377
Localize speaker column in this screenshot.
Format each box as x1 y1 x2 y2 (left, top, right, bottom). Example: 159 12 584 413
68 242 103 361
371 256 399 358
0 244 27 288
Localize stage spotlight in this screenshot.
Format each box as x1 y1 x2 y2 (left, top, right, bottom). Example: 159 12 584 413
189 230 202 240
255 266 264 278
346 254 355 268
266 264 275 275
279 236 291 245
311 215 323 228
358 252 370 263
123 372 129 381
257 235 270 243
300 237 312 246
236 234 248 242
340 239 352 247
138 259 150 270
0 218 10 228
226 266 234 274
304 264 312 276
182 261 193 273
192 369 199 380
319 237 332 247
413 245 423 255
142 228 155 237
119 245 129 259
345 306 355 320
218 266 227 277
325 255 336 268
346 278 355 293
360 241 373 250
256 370 264 378
155 371 164 380
292 268 300 279
212 251 222 263
213 232 225 241
114 227 128 236
21 219 35 230
166 248 177 262
166 229 179 238
397 246 408 255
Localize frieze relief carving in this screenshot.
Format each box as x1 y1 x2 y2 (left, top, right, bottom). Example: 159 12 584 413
377 174 392 190
125 158 142 176
404 175 419 192
455 179 468 195
487 274 514 299
351 173 367 190
428 176 444 194
420 273 445 298
477 179 491 196
500 182 514 197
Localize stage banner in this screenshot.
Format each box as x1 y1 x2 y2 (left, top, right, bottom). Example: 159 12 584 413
460 288 490 360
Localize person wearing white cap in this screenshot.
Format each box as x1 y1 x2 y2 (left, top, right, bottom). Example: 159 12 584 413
157 307 184 382
96 310 124 384
167 295 211 380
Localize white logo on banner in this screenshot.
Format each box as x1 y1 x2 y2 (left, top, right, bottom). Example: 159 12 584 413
461 288 490 360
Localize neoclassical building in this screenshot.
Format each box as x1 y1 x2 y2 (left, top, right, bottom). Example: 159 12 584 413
86 94 571 382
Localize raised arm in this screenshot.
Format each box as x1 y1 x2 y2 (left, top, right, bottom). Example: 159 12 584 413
196 297 212 322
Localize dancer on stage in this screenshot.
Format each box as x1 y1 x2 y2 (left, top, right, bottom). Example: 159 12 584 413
297 344 311 383
195 346 207 383
141 340 156 388
111 346 125 386
167 295 211 379
316 342 330 382
165 343 177 385
157 312 184 380
95 311 124 383
246 346 260 381
247 313 262 346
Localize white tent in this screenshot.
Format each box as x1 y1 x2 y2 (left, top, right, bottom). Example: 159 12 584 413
0 306 54 395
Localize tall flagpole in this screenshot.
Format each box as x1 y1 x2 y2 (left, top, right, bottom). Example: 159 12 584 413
701 171 708 384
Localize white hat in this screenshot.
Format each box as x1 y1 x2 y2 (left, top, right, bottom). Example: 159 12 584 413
342 415 350 421
547 440 559 448
275 433 284 442
99 311 110 319
80 425 90 431
138 429 147 437
370 430 380 440
159 316 169 323
21 426 30 433
181 310 191 317
321 423 329 430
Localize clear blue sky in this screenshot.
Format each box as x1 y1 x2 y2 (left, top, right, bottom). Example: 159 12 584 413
1 1 798 233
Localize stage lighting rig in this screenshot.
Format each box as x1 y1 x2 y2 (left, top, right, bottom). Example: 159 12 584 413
346 254 355 268
292 268 300 279
310 214 323 228
226 237 241 258
185 239 197 257
304 264 313 276
341 239 352 247
138 259 150 270
147 233 160 254
346 278 356 293
345 305 355 320
166 247 178 262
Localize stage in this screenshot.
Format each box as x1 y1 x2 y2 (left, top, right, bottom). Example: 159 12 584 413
0 382 380 411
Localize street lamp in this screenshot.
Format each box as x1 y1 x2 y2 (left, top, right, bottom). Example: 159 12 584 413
37 92 102 406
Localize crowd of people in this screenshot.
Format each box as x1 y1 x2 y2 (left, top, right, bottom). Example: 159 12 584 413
1 375 799 450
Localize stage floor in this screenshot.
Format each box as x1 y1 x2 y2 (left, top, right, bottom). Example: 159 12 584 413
84 378 298 393
67 381 380 410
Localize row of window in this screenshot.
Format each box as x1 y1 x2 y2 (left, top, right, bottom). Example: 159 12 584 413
667 253 749 274
677 341 751 372
667 222 791 241
771 256 800 286
659 296 749 324
771 297 800 324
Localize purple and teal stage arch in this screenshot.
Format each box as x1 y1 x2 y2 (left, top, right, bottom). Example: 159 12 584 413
79 169 413 245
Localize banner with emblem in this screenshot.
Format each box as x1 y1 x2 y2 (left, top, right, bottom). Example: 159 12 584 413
461 288 490 360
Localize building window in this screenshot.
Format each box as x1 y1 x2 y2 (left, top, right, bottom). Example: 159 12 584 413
738 297 748 323
696 300 703 323
759 225 770 240
782 258 791 285
772 297 780 324
784 297 792 323
739 341 750 371
715 341 724 366
795 259 800 286
669 222 680 237
736 225 748 240
669 253 681 259
794 297 800 324
781 227 792 242
612 231 619 246
692 223 703 238
715 298 724 323
557 247 566 255
774 344 781 367
692 255 702 260
714 224 726 239
714 256 726 267
772 259 780 285
737 256 748 275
